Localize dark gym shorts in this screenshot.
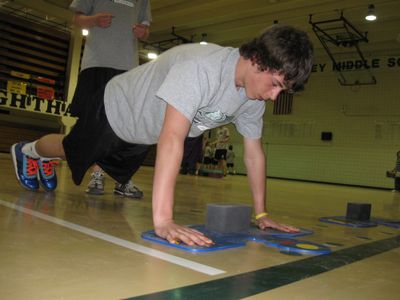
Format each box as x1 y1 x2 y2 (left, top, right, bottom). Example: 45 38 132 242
182 135 204 165
203 157 212 165
70 67 125 118
63 78 149 186
215 149 227 160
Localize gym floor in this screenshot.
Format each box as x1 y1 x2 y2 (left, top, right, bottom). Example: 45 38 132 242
0 153 399 300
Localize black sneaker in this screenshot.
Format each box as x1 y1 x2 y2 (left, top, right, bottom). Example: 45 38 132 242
85 171 105 195
114 180 143 199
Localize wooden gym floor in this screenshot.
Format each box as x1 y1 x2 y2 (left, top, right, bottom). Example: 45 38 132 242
0 153 399 300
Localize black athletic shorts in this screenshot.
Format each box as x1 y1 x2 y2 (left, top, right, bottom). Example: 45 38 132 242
182 135 203 166
63 80 149 186
70 67 125 118
203 157 212 165
215 149 227 160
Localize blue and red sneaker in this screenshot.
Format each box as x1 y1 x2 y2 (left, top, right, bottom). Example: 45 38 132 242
11 142 39 191
37 159 58 191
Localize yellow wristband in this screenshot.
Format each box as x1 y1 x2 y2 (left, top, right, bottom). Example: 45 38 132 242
255 212 268 220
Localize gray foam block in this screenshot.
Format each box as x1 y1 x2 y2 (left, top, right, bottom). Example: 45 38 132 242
346 202 371 221
205 203 252 233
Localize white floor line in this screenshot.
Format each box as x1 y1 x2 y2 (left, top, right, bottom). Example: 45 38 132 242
0 199 225 276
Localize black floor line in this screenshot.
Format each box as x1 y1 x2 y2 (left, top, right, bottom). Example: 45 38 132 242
125 235 400 300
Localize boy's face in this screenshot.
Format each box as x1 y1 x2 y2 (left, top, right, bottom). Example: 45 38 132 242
242 62 287 101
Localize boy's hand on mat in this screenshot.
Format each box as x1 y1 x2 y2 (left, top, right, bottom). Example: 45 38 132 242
257 217 300 233
155 221 214 246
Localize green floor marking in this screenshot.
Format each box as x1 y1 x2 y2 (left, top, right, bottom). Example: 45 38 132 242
126 235 400 300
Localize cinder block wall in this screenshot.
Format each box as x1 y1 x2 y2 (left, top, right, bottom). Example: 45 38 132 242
225 55 400 189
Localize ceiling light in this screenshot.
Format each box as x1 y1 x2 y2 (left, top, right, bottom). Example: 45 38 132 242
365 4 377 21
200 33 208 45
147 52 158 60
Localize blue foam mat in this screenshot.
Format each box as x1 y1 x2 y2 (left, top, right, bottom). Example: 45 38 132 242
141 230 246 253
245 226 313 238
319 216 377 228
141 225 330 255
187 225 313 242
372 218 400 229
260 237 331 255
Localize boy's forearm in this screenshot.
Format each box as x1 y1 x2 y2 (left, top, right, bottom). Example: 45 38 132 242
73 12 114 28
246 158 266 214
244 138 266 214
152 136 182 225
73 13 96 28
151 105 190 226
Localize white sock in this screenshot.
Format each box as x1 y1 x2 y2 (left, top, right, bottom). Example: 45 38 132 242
21 141 61 161
21 141 40 159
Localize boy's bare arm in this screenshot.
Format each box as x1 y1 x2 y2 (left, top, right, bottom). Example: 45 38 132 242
73 12 114 28
152 104 213 246
243 138 266 214
243 137 299 232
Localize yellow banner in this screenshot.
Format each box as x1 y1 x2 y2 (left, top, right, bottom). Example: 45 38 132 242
7 81 27 95
10 71 31 80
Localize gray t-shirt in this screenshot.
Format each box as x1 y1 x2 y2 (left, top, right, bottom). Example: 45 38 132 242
104 43 265 144
70 0 152 70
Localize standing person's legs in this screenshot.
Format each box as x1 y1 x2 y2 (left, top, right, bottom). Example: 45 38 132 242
395 177 400 192
180 135 203 175
215 149 227 175
202 157 209 169
71 68 122 194
227 162 235 174
189 135 204 175
64 89 149 188
211 153 218 170
111 144 149 198
71 68 145 196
